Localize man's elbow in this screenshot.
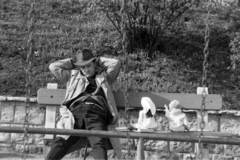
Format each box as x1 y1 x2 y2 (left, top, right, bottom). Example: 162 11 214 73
49 63 56 73
115 59 122 70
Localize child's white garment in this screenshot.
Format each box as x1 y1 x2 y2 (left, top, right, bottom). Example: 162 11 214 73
131 97 158 130
167 108 188 131
165 100 189 131
135 110 158 129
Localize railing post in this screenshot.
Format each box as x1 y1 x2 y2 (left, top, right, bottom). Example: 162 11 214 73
43 83 58 158
136 138 144 160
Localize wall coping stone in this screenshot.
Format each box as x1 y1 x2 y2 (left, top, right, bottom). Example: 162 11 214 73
0 96 37 102
1 96 240 116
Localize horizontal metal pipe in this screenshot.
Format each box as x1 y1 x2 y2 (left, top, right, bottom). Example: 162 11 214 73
0 126 239 145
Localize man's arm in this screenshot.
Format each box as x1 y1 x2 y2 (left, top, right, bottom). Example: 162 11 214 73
49 58 75 83
97 57 121 84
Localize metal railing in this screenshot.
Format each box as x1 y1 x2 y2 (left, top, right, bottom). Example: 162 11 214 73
0 126 239 145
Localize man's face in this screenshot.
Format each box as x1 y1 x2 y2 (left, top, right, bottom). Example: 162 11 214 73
79 61 96 78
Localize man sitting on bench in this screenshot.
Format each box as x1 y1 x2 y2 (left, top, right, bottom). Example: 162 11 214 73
45 48 122 160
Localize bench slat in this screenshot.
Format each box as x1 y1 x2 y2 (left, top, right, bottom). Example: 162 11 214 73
44 84 58 140
37 89 222 110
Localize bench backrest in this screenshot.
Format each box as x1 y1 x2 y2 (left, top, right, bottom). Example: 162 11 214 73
37 89 222 110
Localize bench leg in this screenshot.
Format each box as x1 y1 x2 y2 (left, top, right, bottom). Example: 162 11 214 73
167 141 170 152
136 138 144 160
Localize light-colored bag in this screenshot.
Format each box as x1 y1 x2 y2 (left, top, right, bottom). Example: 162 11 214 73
56 105 75 139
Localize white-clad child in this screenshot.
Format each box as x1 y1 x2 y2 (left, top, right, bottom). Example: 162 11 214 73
131 97 158 130
164 100 189 131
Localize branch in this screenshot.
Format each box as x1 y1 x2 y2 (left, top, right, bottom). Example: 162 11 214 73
106 12 121 34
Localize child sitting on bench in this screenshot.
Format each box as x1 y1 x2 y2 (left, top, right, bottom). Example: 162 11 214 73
165 100 189 131
131 97 158 131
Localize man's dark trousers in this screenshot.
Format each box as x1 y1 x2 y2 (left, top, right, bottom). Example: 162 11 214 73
45 103 108 160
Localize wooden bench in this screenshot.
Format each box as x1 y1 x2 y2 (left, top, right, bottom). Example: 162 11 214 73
37 83 228 160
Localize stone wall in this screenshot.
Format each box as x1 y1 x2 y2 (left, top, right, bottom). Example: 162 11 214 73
1 96 240 159
0 96 44 154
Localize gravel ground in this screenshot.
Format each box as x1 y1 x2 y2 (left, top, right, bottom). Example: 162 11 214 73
0 151 94 160
0 151 43 160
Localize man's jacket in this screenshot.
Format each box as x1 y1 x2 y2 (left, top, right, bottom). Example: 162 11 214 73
49 56 122 158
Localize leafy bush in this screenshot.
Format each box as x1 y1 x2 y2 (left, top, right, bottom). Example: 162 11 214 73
96 0 200 54
229 32 240 96
1 0 240 109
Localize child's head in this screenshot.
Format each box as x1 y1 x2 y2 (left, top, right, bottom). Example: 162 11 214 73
141 97 156 116
169 100 181 111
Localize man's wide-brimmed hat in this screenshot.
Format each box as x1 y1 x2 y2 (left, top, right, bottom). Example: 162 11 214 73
74 49 96 66
141 97 156 115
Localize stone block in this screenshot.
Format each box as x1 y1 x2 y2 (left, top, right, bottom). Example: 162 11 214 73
1 102 15 122
0 124 10 142
13 102 45 125
28 103 45 125
212 154 233 160
10 124 34 145
221 114 240 134
13 102 26 123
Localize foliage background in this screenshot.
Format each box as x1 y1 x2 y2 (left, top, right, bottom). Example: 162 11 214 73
1 0 240 109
